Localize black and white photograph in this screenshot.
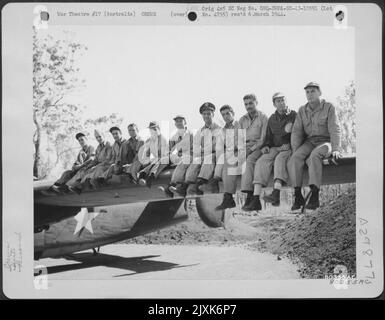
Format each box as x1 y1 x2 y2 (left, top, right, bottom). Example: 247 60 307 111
1 2 383 299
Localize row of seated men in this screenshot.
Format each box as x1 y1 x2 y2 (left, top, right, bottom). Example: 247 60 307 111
47 81 341 212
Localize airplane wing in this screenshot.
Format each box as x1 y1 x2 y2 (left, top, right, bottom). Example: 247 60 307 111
34 156 355 259
34 168 181 229
34 156 355 229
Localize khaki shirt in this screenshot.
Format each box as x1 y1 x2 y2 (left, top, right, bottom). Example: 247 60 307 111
215 120 240 164
124 136 144 164
94 141 112 166
216 120 239 153
169 128 193 157
238 110 268 151
192 122 222 158
110 138 127 165
73 145 95 170
291 99 341 151
139 134 169 163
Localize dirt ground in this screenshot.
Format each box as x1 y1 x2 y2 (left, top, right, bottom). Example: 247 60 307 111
41 244 300 281
123 184 356 279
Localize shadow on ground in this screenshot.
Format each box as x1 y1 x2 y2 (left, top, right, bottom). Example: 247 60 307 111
44 252 198 277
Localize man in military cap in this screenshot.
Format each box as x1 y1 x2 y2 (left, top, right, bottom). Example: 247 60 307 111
48 132 95 193
168 115 193 159
217 94 268 210
159 115 193 197
287 82 341 210
242 92 297 210
170 102 222 196
137 121 170 188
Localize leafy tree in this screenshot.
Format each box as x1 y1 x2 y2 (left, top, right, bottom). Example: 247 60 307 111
336 81 356 154
83 113 124 136
33 27 87 178
46 113 124 179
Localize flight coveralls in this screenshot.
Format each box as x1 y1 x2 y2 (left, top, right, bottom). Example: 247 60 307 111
101 138 127 179
123 135 145 179
55 145 95 187
81 141 113 185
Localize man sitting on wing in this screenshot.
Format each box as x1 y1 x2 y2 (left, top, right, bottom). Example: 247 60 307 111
80 129 113 189
47 132 95 194
122 123 145 183
159 115 193 197
170 102 222 196
287 82 341 210
203 104 239 194
137 121 170 188
239 94 269 210
244 92 297 210
97 126 128 184
216 94 268 210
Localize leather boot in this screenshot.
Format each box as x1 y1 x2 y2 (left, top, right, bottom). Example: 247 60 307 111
169 183 188 197
305 185 320 210
263 189 280 206
241 191 253 210
215 192 236 210
242 195 262 212
291 187 305 211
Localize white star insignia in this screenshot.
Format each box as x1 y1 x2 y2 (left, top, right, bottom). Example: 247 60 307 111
74 208 100 235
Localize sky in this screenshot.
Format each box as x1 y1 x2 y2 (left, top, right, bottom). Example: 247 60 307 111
38 25 355 139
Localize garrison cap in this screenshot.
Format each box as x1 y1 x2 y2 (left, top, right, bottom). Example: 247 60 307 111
173 115 186 121
148 121 160 129
94 129 103 136
199 102 215 114
109 126 121 133
75 132 86 140
272 92 285 102
304 82 321 90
